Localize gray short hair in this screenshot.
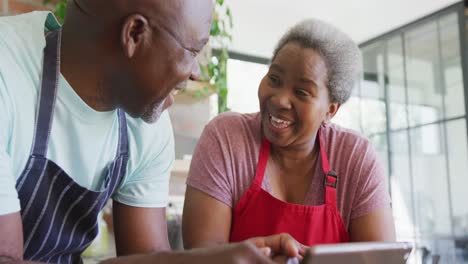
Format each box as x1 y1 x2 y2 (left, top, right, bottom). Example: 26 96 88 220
273 19 362 104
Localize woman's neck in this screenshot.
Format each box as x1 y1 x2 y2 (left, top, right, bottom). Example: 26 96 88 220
269 135 319 173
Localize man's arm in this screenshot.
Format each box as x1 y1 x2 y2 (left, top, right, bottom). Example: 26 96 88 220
0 69 30 264
113 201 170 256
0 91 34 263
101 241 274 264
0 213 25 263
0 203 172 264
101 234 303 264
0 214 47 264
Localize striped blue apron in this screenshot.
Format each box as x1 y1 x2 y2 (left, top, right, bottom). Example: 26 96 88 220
15 30 128 263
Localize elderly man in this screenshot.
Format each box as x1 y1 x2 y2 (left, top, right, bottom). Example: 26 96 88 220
0 0 300 263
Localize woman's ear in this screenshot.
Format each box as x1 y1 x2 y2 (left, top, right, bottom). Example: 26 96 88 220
121 14 150 58
324 102 340 124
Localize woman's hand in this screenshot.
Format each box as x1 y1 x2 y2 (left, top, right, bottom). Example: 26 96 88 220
272 255 301 264
247 233 307 259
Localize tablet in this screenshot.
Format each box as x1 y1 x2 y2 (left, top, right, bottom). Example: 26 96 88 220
300 242 413 264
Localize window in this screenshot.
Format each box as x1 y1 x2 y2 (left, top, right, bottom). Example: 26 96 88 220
358 7 468 263
227 58 268 113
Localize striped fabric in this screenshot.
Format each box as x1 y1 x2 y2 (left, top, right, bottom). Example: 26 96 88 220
15 30 128 264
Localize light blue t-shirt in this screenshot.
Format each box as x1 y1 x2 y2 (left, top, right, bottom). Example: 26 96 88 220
0 12 175 215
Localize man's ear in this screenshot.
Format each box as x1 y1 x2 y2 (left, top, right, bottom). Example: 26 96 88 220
324 102 341 123
121 14 150 58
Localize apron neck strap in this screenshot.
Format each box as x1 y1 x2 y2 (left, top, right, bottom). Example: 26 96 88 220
116 109 128 157
319 126 339 207
318 128 330 174
31 30 61 157
253 138 270 186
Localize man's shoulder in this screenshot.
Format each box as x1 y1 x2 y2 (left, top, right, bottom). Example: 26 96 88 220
126 110 174 159
0 11 51 53
112 111 174 207
0 12 52 88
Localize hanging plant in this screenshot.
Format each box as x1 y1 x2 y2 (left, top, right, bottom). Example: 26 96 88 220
203 0 233 113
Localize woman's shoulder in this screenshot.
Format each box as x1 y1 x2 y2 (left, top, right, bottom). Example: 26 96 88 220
208 111 260 127
324 123 371 148
323 123 377 169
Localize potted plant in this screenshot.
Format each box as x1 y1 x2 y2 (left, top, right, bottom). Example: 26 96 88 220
200 0 233 113
166 0 233 140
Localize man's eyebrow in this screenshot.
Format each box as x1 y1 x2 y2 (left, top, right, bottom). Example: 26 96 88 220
194 38 209 51
154 23 207 52
157 23 182 43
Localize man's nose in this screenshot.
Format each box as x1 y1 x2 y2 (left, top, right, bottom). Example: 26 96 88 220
189 62 201 81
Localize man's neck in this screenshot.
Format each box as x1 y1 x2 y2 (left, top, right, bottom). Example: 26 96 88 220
60 23 113 112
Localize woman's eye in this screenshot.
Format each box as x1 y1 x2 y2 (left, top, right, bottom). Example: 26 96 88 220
268 75 280 85
295 89 309 97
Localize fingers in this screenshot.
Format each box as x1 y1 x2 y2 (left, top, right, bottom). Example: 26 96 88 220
280 234 299 257
248 233 301 258
259 247 272 257
237 242 274 264
298 244 308 256
271 255 289 264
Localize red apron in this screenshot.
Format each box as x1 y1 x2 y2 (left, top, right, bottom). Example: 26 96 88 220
229 129 350 246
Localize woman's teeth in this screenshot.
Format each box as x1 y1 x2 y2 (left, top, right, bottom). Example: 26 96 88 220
269 115 293 129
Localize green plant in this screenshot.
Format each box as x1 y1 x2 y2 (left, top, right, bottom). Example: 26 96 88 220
45 0 232 113
180 1 233 113
203 0 233 113
44 0 66 23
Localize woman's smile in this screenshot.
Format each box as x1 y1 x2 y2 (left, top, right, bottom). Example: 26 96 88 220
267 113 295 133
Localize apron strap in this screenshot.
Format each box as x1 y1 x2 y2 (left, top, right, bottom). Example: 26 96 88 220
253 138 270 186
31 30 61 157
318 127 338 207
116 109 128 157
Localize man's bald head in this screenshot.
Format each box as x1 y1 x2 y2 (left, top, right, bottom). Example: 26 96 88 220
62 0 213 123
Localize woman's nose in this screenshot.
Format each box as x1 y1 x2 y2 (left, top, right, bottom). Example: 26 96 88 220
271 90 292 110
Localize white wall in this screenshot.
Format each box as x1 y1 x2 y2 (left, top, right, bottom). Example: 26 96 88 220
227 0 461 58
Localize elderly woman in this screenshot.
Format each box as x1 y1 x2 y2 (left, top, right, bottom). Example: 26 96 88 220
182 19 396 250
